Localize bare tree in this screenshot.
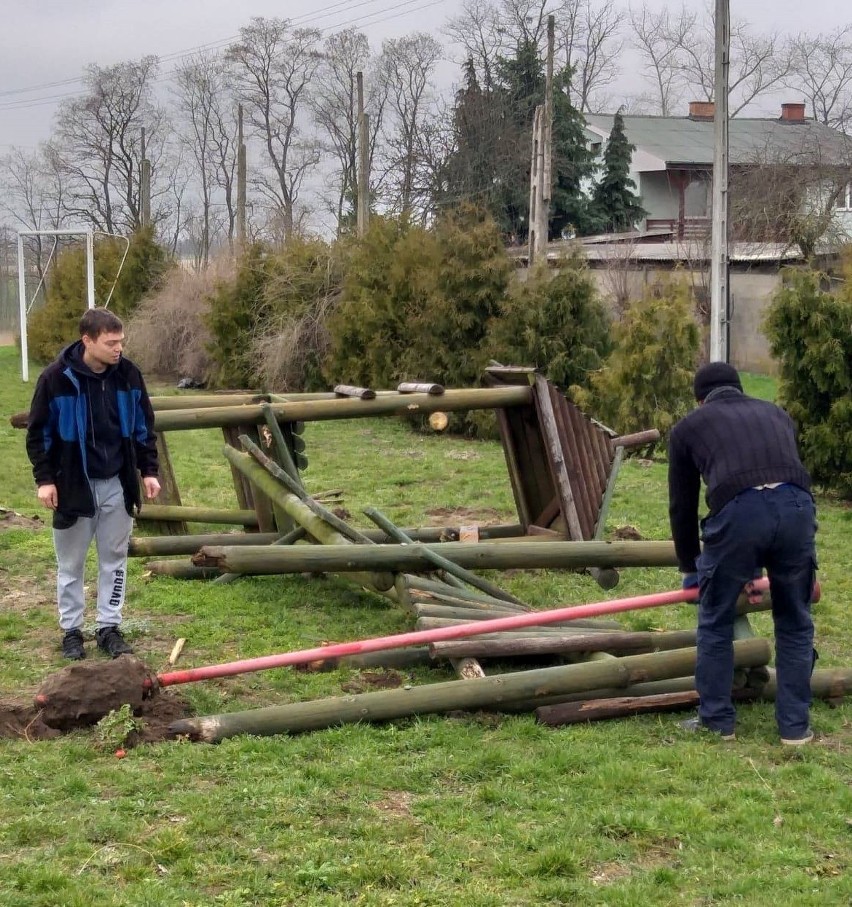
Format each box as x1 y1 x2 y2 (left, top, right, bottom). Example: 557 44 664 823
672 10 791 116
556 0 623 112
443 0 505 89
629 4 691 116
173 53 238 265
378 33 443 217
227 17 323 240
53 56 165 233
311 29 388 233
789 26 852 131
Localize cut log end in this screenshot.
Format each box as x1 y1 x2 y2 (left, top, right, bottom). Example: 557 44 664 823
428 411 449 432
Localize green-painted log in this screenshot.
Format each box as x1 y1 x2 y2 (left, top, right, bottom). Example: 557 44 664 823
261 404 302 488
363 506 523 604
167 640 770 741
402 575 529 609
534 667 852 725
192 539 680 574
129 532 281 557
221 447 394 592
154 386 533 431
429 628 699 660
145 560 221 579
409 591 528 614
412 603 524 622
136 505 260 526
150 393 269 410
214 527 308 585
241 434 374 545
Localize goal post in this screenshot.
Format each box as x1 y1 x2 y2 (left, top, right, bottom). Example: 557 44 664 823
17 228 95 382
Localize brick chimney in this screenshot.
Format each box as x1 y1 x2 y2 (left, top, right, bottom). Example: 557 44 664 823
688 100 716 120
780 102 806 122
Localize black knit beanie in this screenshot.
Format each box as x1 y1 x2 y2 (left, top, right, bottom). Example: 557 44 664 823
693 362 743 401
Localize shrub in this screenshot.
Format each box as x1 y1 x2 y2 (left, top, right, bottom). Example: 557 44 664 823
574 275 699 440
488 254 611 391
125 256 234 383
206 243 271 388
28 227 170 362
250 238 344 392
765 267 852 497
324 217 440 389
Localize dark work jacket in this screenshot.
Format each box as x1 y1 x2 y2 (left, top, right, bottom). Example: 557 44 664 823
668 387 811 573
26 341 159 528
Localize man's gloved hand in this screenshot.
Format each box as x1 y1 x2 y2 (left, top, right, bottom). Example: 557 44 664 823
682 572 700 590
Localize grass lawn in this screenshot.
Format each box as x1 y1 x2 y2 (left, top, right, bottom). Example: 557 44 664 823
0 345 850 906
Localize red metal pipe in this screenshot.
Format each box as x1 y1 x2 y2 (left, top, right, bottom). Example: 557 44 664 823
155 577 787 688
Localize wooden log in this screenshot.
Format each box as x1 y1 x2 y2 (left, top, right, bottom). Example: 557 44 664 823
221 447 394 592
167 640 771 741
213 526 308 585
334 384 376 400
415 617 635 633
397 382 444 395
429 629 699 660
261 403 302 490
129 524 526 557
242 435 375 545
403 575 529 609
138 432 188 535
451 658 486 679
428 412 449 431
150 393 269 410
191 539 680 574
168 639 187 665
612 429 661 450
136 505 260 526
299 646 433 672
129 531 280 557
153 386 533 431
145 560 221 579
365 506 525 603
537 691 704 724
410 590 527 614
412 603 524 622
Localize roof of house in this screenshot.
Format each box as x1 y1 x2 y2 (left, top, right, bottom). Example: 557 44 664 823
584 114 852 168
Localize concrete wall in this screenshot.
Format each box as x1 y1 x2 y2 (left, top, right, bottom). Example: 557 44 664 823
586 262 782 374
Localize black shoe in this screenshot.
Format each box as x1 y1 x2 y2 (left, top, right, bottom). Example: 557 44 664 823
61 629 86 660
96 625 133 658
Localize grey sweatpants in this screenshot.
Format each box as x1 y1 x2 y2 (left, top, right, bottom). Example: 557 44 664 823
53 476 133 631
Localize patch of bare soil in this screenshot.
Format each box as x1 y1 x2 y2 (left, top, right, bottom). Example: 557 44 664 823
0 507 44 531
0 656 193 745
424 506 505 527
612 525 644 541
341 669 403 693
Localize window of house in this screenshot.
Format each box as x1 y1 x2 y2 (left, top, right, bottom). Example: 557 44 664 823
835 183 852 210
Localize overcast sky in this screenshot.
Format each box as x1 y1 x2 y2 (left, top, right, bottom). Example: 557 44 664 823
1 0 849 150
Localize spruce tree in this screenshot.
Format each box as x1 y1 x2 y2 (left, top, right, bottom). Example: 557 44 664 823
592 112 646 233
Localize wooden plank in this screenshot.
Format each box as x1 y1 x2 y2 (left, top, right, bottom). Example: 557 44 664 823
551 387 594 538
138 432 188 535
532 376 584 541
494 407 533 528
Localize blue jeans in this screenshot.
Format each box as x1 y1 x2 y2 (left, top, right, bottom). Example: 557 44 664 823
695 484 816 738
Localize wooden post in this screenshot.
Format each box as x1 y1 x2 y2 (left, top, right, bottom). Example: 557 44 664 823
357 72 370 236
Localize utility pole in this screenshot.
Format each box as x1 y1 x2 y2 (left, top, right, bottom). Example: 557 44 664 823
356 72 370 237
140 127 151 229
236 104 247 248
528 16 555 266
709 0 730 362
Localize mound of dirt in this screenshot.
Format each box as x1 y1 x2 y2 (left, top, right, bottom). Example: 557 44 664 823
0 656 196 744
0 507 44 531
612 525 645 541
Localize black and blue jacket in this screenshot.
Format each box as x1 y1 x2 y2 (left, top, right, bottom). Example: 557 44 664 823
26 341 159 527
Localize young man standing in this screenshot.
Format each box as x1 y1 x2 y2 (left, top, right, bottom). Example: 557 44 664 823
26 308 161 660
668 362 817 745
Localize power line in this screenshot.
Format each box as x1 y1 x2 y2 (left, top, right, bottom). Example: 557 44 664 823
0 0 446 109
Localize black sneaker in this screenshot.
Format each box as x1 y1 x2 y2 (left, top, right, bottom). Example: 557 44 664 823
96 625 133 658
61 629 86 660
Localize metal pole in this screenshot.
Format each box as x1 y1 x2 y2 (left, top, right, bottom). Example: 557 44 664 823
710 0 730 362
17 233 28 381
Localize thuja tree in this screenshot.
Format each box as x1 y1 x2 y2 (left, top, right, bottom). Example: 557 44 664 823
765 267 852 497
592 111 646 233
206 242 272 388
488 252 611 390
28 227 170 362
324 217 440 389
574 275 699 439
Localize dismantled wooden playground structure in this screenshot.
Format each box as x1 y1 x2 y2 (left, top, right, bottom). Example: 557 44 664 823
14 368 852 740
